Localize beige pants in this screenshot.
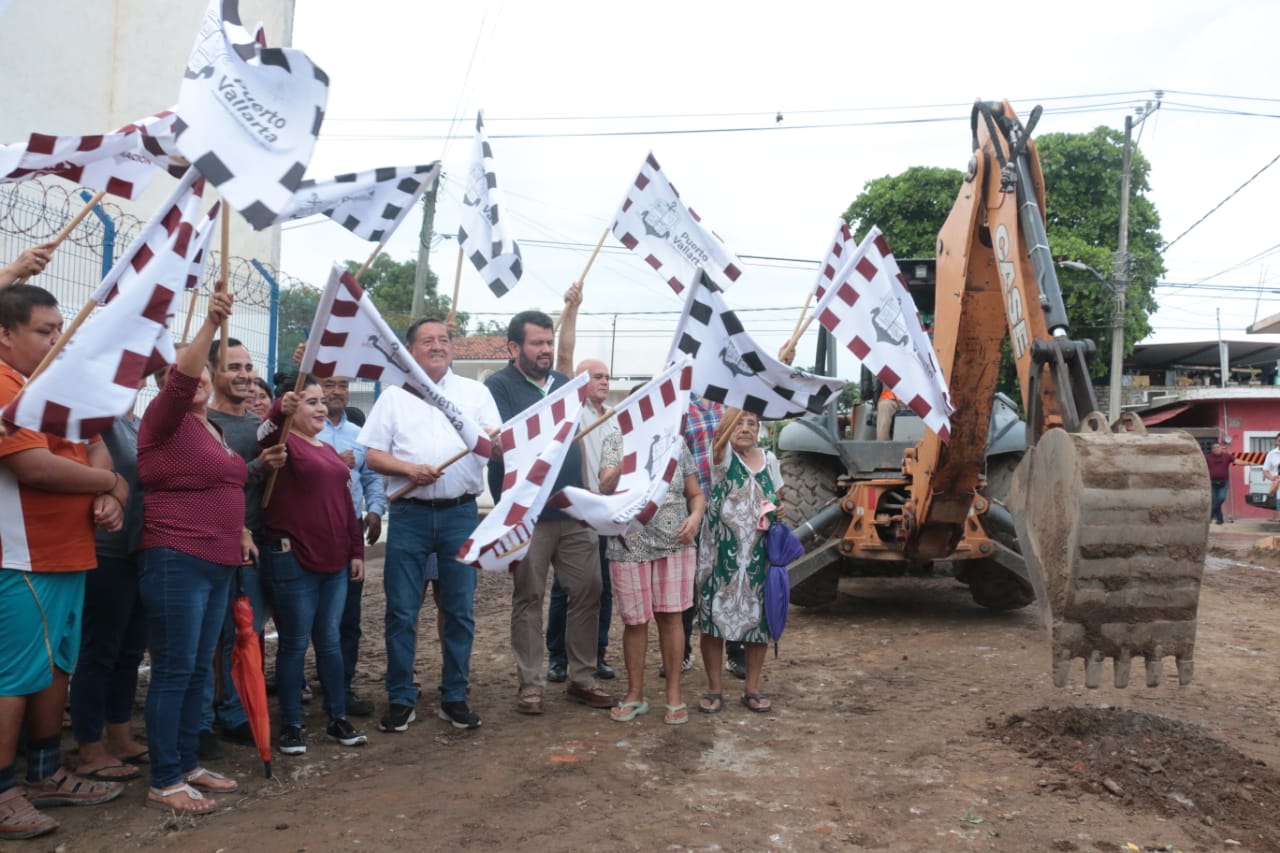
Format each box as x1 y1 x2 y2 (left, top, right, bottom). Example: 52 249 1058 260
876 398 899 441
511 519 602 690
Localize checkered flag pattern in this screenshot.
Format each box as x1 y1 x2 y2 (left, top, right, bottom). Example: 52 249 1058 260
811 225 954 441
1 194 215 441
300 262 493 460
611 152 744 296
457 112 522 297
813 220 854 302
667 272 845 420
549 357 693 536
0 108 187 201
91 169 207 304
459 372 590 572
175 0 329 231
280 162 440 241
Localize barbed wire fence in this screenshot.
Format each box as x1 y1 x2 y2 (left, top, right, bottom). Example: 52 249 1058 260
0 179 376 414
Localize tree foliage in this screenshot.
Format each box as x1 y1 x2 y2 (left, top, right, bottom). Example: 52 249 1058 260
842 127 1164 387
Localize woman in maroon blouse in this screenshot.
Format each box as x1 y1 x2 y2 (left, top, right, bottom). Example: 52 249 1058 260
137 293 257 814
259 375 366 754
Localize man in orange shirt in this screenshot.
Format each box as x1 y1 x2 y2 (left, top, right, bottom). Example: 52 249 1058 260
0 284 130 840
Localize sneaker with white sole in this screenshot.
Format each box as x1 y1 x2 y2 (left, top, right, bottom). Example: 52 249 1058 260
378 703 416 733
278 725 307 755
326 718 368 746
438 701 482 730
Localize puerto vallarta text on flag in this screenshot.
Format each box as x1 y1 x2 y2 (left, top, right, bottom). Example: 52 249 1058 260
669 272 845 420
174 0 329 230
611 152 744 295
2 193 216 441
812 226 954 441
457 112 522 297
550 357 693 536
459 373 590 573
300 263 491 460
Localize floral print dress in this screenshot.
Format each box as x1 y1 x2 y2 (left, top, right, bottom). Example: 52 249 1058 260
695 450 778 643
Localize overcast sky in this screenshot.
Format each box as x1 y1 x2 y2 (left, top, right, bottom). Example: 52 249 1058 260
281 0 1280 379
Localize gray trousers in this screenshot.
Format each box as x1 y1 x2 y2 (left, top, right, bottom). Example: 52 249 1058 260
511 519 601 690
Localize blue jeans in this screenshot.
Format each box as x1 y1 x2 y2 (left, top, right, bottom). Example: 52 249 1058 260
341 577 363 691
1211 480 1228 523
546 537 612 667
384 501 478 705
138 548 234 789
269 549 347 726
70 552 146 744
200 550 268 732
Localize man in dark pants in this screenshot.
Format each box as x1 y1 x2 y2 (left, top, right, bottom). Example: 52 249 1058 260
317 376 385 716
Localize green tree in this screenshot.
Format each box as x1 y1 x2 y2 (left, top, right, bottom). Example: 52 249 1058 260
276 285 320 376
842 127 1163 383
343 255 469 335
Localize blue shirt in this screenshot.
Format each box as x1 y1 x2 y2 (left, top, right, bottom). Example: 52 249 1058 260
318 412 387 518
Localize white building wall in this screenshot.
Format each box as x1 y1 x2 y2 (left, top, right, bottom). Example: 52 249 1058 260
0 0 295 267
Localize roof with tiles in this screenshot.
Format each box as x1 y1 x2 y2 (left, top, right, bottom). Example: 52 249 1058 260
451 335 509 361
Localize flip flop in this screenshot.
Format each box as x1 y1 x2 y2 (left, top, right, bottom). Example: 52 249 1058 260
741 692 772 713
663 703 689 725
79 762 141 782
119 749 150 766
697 693 723 714
608 700 650 722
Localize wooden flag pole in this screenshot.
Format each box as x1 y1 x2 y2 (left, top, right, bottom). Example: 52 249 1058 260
260 370 310 509
14 191 108 286
574 406 615 443
386 446 470 503
779 310 818 365
711 408 745 461
790 291 814 342
180 288 200 344
445 246 464 326
217 213 230 372
554 228 609 334
25 297 97 384
354 240 384 283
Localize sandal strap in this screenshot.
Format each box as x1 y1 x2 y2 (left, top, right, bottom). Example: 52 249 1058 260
152 783 205 801
186 768 228 783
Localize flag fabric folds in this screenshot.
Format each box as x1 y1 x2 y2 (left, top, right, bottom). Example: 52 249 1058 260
175 0 329 230
0 109 186 201
668 273 845 419
279 162 441 241
611 152 744 296
459 373 590 573
457 112 522 297
812 226 954 441
549 357 694 536
813 220 854 302
299 263 492 460
1 197 217 441
91 169 208 304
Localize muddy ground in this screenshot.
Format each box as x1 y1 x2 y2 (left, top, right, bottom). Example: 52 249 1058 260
27 522 1280 852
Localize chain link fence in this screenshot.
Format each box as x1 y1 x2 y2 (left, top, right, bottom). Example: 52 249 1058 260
0 179 377 414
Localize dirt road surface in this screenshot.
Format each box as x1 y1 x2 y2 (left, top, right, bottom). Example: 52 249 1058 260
35 522 1280 852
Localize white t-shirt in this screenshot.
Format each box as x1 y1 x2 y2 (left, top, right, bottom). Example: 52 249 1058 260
578 399 620 492
357 371 500 501
1264 447 1280 478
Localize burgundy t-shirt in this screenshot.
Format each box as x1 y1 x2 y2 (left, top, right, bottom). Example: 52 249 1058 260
1205 452 1234 481
260 407 363 574
138 370 248 566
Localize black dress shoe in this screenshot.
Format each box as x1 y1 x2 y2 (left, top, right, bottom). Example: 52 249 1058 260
547 662 568 683
596 659 616 680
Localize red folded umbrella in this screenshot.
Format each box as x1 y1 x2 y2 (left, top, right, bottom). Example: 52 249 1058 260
230 568 272 778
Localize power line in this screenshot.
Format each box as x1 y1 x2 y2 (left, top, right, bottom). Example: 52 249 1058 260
1163 150 1280 251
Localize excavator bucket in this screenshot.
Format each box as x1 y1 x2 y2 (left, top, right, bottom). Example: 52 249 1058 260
1008 416 1210 688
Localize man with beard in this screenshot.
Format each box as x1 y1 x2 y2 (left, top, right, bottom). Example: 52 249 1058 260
317 376 386 716
485 310 616 716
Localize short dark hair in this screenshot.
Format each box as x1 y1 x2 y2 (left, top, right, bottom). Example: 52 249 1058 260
253 377 273 399
507 310 553 345
405 316 449 346
208 337 245 365
0 284 58 330
272 371 318 398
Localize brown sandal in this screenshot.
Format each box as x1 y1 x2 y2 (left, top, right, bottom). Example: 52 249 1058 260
185 767 239 793
145 783 217 815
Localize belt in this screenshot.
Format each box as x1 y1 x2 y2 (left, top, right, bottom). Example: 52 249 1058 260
400 494 477 510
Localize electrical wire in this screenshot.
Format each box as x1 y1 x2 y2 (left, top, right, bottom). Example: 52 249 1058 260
1163 151 1280 251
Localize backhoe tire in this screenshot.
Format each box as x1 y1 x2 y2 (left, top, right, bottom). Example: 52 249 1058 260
779 451 843 543
963 560 1034 611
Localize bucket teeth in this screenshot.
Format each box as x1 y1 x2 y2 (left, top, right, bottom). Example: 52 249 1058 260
1084 650 1104 689
1145 645 1164 687
1114 651 1131 689
1176 656 1194 686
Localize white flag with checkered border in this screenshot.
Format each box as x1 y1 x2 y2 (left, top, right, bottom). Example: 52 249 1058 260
811 226 953 441
813 219 855 302
1 194 217 441
668 272 845 420
278 162 440 241
174 0 329 230
299 263 493 461
457 111 523 297
611 152 744 296
459 373 591 573
548 357 693 536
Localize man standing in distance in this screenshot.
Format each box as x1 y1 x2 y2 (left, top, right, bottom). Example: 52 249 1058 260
318 376 386 716
486 310 616 715
360 318 499 732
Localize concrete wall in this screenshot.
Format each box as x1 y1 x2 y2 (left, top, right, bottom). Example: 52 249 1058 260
0 0 295 266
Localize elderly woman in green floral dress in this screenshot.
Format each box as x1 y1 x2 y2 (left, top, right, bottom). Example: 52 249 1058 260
695 409 783 714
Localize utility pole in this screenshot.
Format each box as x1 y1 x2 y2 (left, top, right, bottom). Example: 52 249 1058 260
411 183 438 319
1109 92 1161 422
